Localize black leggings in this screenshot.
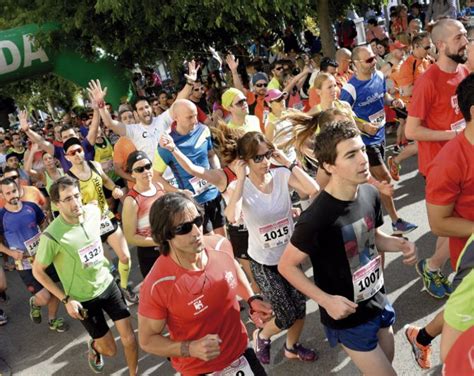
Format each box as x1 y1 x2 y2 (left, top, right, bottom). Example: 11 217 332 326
137 246 160 278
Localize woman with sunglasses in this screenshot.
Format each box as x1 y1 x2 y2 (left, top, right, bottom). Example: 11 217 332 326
225 131 319 365
122 151 165 278
63 137 138 304
24 142 64 218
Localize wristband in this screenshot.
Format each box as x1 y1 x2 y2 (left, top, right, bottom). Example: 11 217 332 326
170 146 176 152
181 340 191 357
186 80 195 86
288 161 298 172
247 294 264 307
98 100 106 109
61 295 70 304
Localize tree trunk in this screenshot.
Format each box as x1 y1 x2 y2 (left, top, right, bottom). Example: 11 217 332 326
316 0 336 58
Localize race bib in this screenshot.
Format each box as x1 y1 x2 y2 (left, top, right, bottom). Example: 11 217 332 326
99 217 114 236
259 218 290 249
189 176 211 196
24 232 41 256
353 255 384 303
450 119 466 132
78 240 105 268
368 109 385 128
15 256 34 271
210 355 254 376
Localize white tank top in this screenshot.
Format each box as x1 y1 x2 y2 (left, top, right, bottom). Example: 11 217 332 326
237 167 293 266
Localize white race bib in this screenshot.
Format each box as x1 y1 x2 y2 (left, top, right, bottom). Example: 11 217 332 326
450 119 466 132
99 217 114 236
368 109 385 128
258 218 290 249
352 255 384 303
24 232 41 256
189 176 211 196
78 240 105 268
210 355 254 376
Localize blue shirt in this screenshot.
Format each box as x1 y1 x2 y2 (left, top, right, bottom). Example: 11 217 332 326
154 123 218 204
54 138 94 172
0 201 45 252
340 71 386 146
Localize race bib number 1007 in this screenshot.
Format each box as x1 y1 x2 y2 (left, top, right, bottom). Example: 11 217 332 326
352 255 384 303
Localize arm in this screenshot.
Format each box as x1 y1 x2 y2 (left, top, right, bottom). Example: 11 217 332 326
207 149 220 170
223 160 246 224
87 80 126 136
93 161 123 199
278 243 358 319
122 197 157 247
113 161 135 184
374 228 417 265
282 66 311 94
19 111 54 155
0 241 23 260
153 170 180 193
226 54 247 94
23 144 44 182
427 202 474 237
85 109 100 146
405 116 457 141
176 60 199 100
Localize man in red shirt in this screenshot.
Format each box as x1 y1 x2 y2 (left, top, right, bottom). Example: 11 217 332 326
404 18 469 370
138 192 271 376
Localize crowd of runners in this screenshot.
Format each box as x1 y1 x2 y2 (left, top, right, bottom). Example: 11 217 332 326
0 2 473 375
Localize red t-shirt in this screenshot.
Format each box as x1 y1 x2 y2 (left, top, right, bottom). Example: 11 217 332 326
138 249 248 375
408 64 469 176
426 132 474 268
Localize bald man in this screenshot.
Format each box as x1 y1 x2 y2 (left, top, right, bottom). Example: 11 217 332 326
335 48 353 89
153 99 225 236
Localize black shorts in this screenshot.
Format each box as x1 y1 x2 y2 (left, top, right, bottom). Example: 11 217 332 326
202 193 225 234
366 141 385 167
136 246 160 278
227 224 249 260
18 264 60 295
100 217 120 243
80 280 130 339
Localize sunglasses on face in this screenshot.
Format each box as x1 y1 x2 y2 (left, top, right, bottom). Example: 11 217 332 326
255 83 268 88
233 98 247 107
172 215 204 235
193 87 205 92
66 147 83 156
252 150 273 163
274 66 283 71
421 45 431 50
361 56 376 64
133 163 152 173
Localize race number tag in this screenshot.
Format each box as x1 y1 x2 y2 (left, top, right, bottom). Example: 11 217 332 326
100 217 114 236
24 232 41 256
78 240 105 268
368 109 385 128
189 176 211 196
450 119 466 132
352 255 384 303
210 355 254 376
15 256 34 271
259 218 290 249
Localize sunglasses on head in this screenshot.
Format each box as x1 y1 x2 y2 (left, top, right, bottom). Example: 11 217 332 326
252 150 273 163
133 163 152 173
172 215 203 235
66 147 83 156
255 83 268 88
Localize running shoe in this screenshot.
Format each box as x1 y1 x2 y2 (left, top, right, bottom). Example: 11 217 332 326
392 218 418 235
393 145 402 155
49 317 69 333
415 259 446 299
122 285 139 304
0 309 7 326
404 325 432 369
88 339 104 373
284 343 318 362
439 273 453 296
0 291 9 303
253 329 271 365
387 156 400 181
29 296 42 324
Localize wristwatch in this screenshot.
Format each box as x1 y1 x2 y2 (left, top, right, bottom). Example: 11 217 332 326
61 295 70 304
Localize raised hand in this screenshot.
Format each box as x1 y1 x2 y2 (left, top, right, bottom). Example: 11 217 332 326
159 133 176 151
19 109 30 132
184 60 200 83
226 54 239 72
87 79 108 104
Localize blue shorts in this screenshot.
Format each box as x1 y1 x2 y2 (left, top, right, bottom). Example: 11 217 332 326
324 304 396 352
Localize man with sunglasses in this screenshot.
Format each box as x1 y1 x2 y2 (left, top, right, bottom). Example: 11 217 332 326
139 192 271 376
221 88 261 133
227 54 269 132
340 45 417 236
268 60 286 90
33 176 138 375
0 166 46 209
154 99 225 236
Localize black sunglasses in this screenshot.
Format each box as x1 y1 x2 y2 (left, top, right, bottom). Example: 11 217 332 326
253 150 273 163
255 83 268 88
173 215 204 235
133 163 152 173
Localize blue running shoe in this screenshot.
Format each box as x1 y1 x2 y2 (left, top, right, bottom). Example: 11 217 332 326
392 218 418 235
415 259 446 299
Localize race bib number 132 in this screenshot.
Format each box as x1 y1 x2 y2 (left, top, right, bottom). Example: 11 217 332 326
78 240 105 268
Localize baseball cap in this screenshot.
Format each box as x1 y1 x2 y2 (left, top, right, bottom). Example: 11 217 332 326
221 88 244 111
252 72 269 85
390 40 407 51
126 150 151 173
265 89 288 103
5 152 18 161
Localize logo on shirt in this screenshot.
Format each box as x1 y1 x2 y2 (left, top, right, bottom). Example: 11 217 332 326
188 295 208 316
142 131 148 138
224 271 237 289
451 95 460 115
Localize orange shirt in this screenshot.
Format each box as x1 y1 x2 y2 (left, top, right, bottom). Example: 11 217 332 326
0 185 46 209
396 55 432 103
246 92 267 132
308 87 321 110
113 137 136 189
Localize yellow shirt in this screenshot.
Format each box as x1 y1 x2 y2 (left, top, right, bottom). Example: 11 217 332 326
227 115 261 133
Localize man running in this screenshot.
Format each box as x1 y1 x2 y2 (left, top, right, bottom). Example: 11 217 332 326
33 176 138 375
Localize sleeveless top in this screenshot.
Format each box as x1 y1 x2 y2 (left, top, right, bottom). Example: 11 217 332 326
45 168 64 213
94 137 118 181
126 183 164 237
67 161 113 219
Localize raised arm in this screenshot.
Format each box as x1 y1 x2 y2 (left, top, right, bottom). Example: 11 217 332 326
223 160 246 224
176 60 200 100
226 54 247 94
87 80 126 136
19 110 54 155
85 106 100 146
283 65 312 94
23 143 44 182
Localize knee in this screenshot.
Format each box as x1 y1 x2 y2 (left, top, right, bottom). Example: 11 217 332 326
34 291 51 306
121 331 137 349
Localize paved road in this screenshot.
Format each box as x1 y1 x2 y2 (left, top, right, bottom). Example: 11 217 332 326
0 149 447 375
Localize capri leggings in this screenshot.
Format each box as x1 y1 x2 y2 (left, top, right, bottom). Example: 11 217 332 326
250 259 306 330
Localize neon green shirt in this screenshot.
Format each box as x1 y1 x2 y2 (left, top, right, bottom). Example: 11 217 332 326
226 115 261 133
268 77 281 90
36 204 113 302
